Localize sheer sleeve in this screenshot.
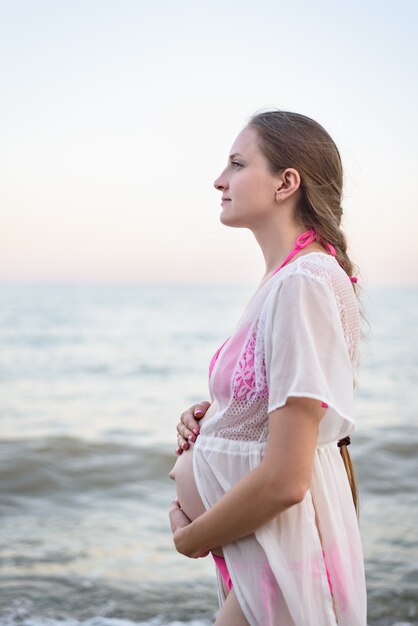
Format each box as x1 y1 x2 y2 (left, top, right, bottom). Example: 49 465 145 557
264 271 356 444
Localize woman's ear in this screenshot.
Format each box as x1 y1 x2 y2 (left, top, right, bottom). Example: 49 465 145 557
275 168 301 204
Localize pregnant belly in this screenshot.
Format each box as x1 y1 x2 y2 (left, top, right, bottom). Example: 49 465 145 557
170 447 206 521
169 402 224 556
169 400 218 520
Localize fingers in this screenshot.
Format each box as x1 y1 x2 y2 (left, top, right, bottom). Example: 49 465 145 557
169 499 192 533
176 428 189 454
175 400 211 456
181 401 211 435
193 400 211 420
175 420 195 454
168 499 182 533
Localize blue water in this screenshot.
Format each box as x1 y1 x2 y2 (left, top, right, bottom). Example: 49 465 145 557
0 283 417 626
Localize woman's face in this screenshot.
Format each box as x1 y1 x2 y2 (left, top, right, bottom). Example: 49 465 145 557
213 125 282 228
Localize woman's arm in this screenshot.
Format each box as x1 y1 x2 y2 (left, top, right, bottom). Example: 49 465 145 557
169 396 325 558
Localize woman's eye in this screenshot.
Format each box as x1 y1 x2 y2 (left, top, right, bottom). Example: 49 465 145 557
231 161 242 168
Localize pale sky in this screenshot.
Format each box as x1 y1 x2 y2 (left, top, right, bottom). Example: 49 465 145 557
1 0 417 287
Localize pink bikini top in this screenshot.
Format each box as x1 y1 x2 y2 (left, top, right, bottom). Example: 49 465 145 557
208 228 358 394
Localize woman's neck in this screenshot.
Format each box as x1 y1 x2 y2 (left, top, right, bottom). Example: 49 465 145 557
254 224 308 272
252 224 327 291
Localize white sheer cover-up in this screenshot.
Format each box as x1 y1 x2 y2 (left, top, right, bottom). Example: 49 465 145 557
192 253 367 626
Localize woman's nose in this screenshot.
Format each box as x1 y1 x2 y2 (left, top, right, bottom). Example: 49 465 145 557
213 173 226 191
169 468 175 481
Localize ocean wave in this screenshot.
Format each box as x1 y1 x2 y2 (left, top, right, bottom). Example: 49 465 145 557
0 436 176 506
354 427 418 495
0 608 211 626
0 579 217 626
0 616 210 626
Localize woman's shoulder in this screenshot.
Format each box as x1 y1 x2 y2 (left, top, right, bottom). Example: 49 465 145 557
272 252 354 296
263 252 359 322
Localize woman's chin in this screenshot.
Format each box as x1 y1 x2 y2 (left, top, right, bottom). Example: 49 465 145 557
219 209 246 228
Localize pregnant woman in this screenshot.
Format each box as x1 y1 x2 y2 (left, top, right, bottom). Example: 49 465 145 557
168 109 367 626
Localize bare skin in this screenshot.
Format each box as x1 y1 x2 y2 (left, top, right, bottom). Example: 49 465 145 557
213 589 249 625
170 401 225 557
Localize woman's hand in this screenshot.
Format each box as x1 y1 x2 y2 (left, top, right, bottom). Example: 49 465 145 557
169 499 209 558
176 400 211 455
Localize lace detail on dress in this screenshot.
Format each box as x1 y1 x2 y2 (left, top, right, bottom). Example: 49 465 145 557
291 256 361 372
232 322 269 402
232 330 257 401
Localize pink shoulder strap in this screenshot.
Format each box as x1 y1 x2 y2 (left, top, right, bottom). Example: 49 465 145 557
273 229 358 283
272 229 317 276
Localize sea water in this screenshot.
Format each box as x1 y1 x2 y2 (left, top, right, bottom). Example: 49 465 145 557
0 283 417 626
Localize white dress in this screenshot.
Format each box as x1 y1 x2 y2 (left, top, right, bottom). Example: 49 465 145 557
192 252 367 626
